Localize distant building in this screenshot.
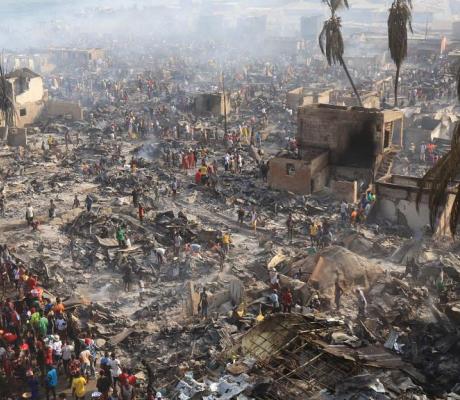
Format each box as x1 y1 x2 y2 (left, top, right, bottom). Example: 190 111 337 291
193 92 231 117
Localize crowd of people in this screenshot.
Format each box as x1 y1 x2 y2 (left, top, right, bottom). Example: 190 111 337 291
0 245 164 400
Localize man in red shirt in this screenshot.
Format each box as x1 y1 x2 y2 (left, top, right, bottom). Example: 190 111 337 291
282 288 293 313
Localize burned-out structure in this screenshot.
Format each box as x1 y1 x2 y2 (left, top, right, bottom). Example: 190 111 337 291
268 104 404 198
193 92 231 117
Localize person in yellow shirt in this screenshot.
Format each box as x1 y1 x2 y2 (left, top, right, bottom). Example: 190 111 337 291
71 372 87 400
222 232 232 254
310 223 318 247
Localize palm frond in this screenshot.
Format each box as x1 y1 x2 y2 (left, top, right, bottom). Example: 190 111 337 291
0 62 15 126
449 184 460 235
456 65 460 100
318 17 344 66
417 123 460 234
388 0 412 106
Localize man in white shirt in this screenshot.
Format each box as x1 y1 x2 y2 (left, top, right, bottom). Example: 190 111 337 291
109 353 122 395
62 341 73 375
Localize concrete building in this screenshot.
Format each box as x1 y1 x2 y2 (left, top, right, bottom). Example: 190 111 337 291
6 68 47 128
268 104 404 197
286 87 332 110
193 92 231 117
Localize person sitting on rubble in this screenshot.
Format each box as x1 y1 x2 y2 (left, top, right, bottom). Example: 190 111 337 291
310 292 321 312
48 200 56 219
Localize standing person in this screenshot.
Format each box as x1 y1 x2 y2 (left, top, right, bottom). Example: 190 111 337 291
310 222 318 247
123 266 133 292
73 195 80 209
49 200 56 219
141 359 155 393
26 203 34 226
282 288 293 313
250 208 258 232
120 380 136 400
340 200 348 224
97 369 112 400
335 279 344 310
173 231 182 257
79 347 92 380
109 353 122 396
116 225 127 248
96 369 112 400
138 276 145 306
61 341 72 376
269 289 280 313
71 372 87 400
68 354 81 388
27 369 40 400
356 288 367 318
171 177 178 199
85 195 93 213
237 207 245 226
0 194 5 217
46 364 58 400
132 188 139 207
286 213 294 243
138 203 145 222
222 232 232 255
420 141 426 162
198 287 208 319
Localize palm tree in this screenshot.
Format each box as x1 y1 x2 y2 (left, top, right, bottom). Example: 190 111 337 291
319 0 363 107
416 69 460 235
388 0 413 107
0 62 15 142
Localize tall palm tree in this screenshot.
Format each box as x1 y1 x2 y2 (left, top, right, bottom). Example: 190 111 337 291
388 0 413 107
0 62 15 142
416 69 460 235
319 0 363 107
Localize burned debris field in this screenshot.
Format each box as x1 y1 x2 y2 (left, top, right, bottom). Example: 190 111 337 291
1 1 460 400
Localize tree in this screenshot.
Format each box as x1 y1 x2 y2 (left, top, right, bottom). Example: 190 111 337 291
0 62 15 142
388 0 413 107
319 0 363 107
416 68 460 236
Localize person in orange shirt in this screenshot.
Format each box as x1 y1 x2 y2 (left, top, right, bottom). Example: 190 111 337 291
53 298 65 316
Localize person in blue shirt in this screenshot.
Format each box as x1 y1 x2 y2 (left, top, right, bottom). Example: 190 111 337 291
46 364 58 400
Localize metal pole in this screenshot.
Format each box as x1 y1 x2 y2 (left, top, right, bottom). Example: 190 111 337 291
222 71 227 136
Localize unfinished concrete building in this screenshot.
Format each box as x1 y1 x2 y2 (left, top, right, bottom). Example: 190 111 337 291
268 104 404 198
193 92 231 117
6 68 47 128
286 87 332 110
